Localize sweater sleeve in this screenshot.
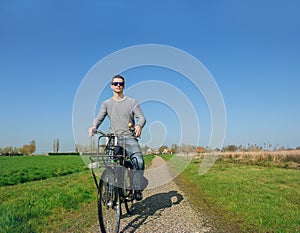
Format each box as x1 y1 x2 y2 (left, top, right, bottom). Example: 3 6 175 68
132 100 146 128
93 101 107 128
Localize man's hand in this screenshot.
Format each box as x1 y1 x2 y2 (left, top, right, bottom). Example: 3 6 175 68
88 126 96 138
134 125 142 138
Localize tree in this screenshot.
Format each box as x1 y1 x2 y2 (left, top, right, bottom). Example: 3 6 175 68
53 139 56 153
53 138 59 153
30 140 36 154
222 145 238 152
56 138 59 153
159 145 168 154
171 144 178 153
3 146 13 154
75 144 79 153
22 140 36 155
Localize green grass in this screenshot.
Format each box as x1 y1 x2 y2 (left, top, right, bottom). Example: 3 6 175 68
0 171 97 233
5 154 298 232
0 156 87 186
176 158 300 233
0 154 155 232
159 154 173 161
144 154 156 168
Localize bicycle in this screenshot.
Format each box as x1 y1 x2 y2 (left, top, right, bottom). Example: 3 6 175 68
89 129 135 233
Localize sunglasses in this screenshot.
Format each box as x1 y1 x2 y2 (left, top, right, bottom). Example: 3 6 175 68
111 82 124 86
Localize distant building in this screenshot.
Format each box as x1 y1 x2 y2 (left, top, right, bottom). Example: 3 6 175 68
196 147 205 153
146 148 160 155
162 148 172 155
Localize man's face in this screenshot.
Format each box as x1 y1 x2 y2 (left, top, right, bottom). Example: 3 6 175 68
111 77 124 93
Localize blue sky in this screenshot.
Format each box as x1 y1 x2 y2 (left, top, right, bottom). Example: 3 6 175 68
0 0 299 153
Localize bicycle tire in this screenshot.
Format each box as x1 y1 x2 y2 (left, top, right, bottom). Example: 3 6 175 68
98 168 121 233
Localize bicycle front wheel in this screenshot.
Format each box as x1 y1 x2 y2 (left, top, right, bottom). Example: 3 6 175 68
98 169 120 233
123 168 134 215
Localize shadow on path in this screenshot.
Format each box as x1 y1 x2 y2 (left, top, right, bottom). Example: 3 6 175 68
120 190 183 233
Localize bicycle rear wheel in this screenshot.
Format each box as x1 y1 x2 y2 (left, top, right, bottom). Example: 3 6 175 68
98 169 120 233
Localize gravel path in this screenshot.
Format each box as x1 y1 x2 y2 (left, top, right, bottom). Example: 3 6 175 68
90 156 218 233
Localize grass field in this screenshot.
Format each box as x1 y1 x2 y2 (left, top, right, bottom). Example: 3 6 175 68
1 154 299 232
0 155 87 186
175 157 300 233
0 155 154 233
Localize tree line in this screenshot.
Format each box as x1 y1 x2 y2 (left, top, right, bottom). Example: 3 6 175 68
0 140 36 156
0 138 61 156
2 138 299 156
221 144 300 152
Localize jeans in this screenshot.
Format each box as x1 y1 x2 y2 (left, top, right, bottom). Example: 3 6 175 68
117 137 146 190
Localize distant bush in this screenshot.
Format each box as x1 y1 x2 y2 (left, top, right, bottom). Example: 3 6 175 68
222 144 238 152
48 152 80 156
0 153 23 156
215 150 300 169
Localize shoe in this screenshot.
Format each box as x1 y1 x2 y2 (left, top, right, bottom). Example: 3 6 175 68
134 190 143 201
106 200 113 207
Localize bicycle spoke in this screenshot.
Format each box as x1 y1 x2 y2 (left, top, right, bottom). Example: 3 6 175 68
98 169 120 233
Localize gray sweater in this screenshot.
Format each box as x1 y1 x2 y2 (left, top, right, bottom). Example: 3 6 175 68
93 96 146 136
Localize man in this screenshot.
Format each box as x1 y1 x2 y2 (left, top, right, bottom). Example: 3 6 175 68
88 74 146 201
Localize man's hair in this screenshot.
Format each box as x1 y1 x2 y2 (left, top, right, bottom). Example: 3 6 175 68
111 75 125 83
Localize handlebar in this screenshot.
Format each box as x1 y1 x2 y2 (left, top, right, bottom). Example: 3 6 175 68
92 129 112 137
92 122 135 137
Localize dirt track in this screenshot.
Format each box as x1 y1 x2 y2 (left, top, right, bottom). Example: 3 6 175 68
89 156 222 233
